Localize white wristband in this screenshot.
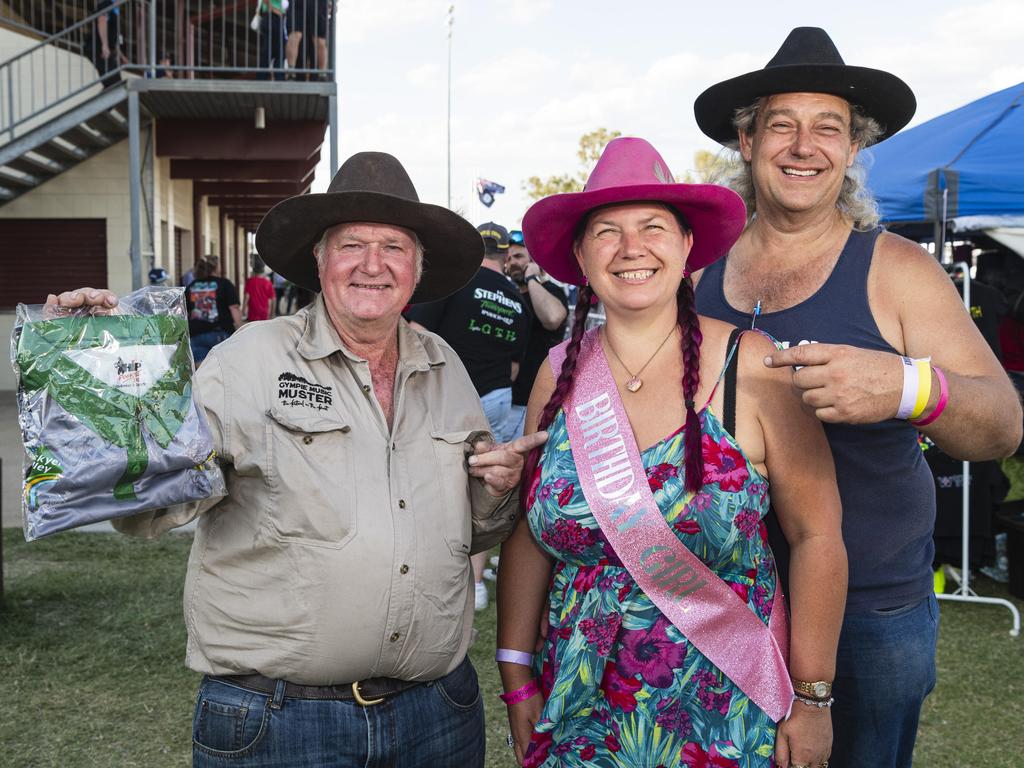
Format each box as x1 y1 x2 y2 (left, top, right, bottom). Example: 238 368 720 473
896 356 920 419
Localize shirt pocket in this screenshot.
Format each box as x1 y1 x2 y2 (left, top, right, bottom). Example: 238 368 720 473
429 428 485 557
264 406 357 549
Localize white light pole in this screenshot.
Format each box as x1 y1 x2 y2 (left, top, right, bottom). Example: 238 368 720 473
446 4 454 209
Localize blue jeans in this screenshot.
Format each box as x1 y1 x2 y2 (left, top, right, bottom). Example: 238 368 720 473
190 331 230 364
192 657 485 767
480 386 516 444
505 404 527 441
830 594 939 768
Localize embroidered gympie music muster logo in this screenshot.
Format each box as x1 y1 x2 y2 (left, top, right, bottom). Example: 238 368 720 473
277 372 333 411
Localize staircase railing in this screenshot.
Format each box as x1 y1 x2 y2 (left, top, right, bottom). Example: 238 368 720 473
0 1 94 39
0 3 123 141
0 0 336 141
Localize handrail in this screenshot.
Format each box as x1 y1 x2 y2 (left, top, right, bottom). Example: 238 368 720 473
0 0 337 142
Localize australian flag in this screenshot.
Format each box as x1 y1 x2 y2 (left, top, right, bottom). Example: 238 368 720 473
476 178 505 208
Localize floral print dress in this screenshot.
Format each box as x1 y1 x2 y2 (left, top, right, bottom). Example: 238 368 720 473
523 401 781 768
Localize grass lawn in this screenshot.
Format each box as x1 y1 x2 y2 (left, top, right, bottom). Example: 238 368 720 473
1 530 1022 767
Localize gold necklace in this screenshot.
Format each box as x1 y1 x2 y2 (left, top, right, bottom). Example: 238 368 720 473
603 326 677 392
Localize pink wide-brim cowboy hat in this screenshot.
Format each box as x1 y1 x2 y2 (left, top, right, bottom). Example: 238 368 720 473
522 137 746 286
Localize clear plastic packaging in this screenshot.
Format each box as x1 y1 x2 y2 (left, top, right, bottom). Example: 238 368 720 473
11 286 226 540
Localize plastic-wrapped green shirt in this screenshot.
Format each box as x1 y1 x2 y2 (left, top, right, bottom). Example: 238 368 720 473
13 290 224 540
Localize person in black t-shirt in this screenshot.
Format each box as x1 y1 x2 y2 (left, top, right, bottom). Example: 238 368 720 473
406 222 529 443
186 256 242 365
505 229 568 439
406 222 529 611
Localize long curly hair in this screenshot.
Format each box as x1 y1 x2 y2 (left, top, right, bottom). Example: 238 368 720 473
520 209 705 513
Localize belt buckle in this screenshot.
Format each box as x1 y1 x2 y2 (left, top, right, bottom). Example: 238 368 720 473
351 681 385 706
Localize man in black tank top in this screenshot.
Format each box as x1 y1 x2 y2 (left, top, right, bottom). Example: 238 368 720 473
693 27 1021 768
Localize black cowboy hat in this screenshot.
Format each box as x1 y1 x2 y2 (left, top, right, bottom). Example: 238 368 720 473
255 151 483 303
694 27 916 144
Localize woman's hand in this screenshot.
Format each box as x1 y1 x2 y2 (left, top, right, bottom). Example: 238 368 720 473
506 692 543 767
774 703 832 768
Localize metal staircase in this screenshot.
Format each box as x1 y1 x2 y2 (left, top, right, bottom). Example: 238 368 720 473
0 84 128 204
0 3 134 206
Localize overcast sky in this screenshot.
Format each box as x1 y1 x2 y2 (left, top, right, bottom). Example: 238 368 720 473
313 0 1023 230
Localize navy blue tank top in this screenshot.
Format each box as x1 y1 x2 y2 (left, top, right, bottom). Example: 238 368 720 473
697 228 935 612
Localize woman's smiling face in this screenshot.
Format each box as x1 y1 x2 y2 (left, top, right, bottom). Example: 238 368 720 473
574 202 692 315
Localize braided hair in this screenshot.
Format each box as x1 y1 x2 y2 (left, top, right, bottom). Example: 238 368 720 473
677 271 704 492
520 205 706 511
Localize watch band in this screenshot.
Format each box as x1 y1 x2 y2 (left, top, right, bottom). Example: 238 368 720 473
791 679 832 700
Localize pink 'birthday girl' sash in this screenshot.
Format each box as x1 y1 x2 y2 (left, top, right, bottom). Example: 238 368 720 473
550 329 793 722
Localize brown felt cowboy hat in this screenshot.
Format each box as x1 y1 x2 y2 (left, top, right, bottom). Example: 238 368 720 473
255 151 483 303
694 27 916 145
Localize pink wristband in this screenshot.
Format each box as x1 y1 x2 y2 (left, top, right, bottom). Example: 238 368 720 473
498 679 540 705
911 366 948 427
496 648 534 666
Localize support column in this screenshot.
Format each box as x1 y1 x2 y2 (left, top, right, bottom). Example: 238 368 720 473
220 210 227 272
193 194 202 264
329 93 339 176
128 90 143 290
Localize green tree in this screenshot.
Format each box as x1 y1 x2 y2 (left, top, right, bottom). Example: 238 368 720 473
523 128 622 200
692 149 730 183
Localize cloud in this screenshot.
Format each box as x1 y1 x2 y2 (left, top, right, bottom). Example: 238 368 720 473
325 0 1024 224
502 0 552 25
337 0 439 43
407 62 441 86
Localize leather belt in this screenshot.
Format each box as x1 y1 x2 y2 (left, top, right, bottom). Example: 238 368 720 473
213 673 422 705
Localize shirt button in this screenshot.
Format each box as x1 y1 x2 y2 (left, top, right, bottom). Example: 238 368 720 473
398 499 406 509
341 425 351 434
302 435 313 445
362 384 371 393
390 632 400 642
399 564 409 574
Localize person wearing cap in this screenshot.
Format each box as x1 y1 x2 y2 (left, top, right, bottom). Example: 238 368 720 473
44 151 545 767
406 220 532 610
496 137 846 768
692 27 1021 768
505 229 569 440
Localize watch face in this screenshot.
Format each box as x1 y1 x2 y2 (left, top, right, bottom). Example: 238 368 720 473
813 682 830 697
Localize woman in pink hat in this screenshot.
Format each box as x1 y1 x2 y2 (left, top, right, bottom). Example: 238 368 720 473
495 137 846 768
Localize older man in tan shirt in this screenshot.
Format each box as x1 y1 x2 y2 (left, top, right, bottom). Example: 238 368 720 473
48 151 545 767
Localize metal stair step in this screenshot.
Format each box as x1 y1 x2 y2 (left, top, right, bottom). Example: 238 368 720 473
0 166 41 187
6 152 65 176
67 122 114 148
89 110 130 136
36 138 88 162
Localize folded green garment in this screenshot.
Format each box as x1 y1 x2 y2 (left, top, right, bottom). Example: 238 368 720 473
13 287 224 540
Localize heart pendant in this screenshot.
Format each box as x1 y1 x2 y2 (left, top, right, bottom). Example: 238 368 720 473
625 376 642 393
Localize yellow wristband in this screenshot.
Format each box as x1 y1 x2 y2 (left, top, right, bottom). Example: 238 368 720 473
910 360 932 419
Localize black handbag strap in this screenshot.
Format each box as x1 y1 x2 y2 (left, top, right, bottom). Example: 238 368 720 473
723 327 743 437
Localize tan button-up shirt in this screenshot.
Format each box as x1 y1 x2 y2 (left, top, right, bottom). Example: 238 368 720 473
116 295 518 684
